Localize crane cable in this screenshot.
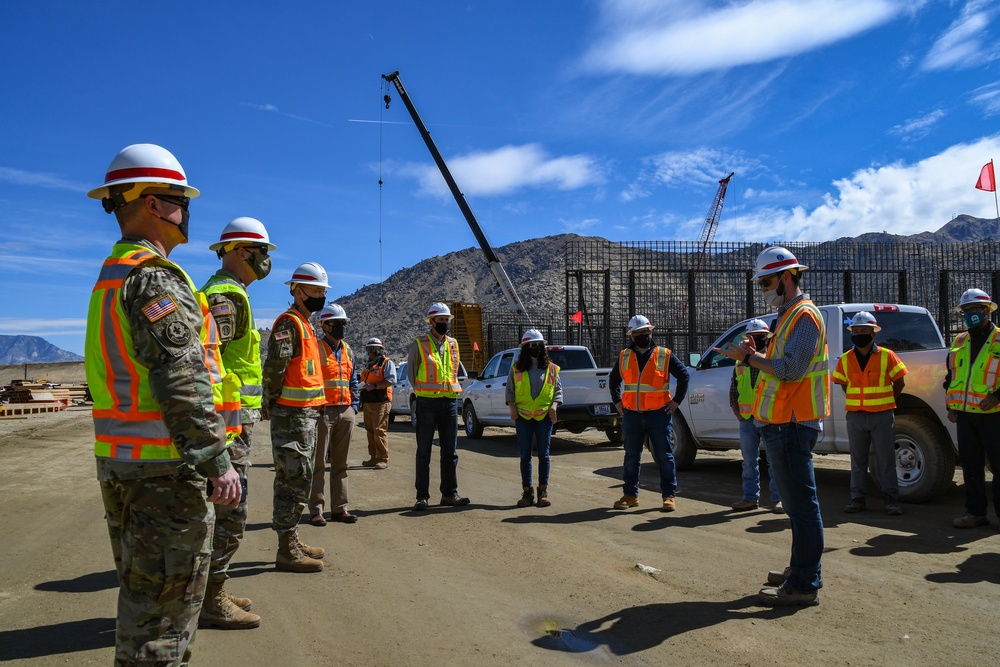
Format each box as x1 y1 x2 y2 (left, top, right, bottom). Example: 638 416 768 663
377 78 386 293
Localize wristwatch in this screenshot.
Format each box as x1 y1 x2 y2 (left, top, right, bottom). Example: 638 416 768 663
742 352 752 365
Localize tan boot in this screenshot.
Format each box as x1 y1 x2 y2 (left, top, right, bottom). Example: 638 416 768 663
536 486 551 508
276 531 324 573
199 581 261 629
292 530 325 560
517 486 535 507
224 588 253 612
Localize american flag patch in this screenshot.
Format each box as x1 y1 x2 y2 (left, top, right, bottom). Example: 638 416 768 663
274 330 291 340
211 303 233 317
141 294 178 322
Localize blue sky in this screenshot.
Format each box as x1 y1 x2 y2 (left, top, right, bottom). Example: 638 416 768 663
2 0 1000 356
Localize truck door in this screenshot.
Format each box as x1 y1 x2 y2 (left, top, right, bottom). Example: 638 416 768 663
486 352 516 419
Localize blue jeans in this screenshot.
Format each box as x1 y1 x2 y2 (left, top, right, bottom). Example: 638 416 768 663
516 416 553 487
414 396 459 500
739 418 780 503
622 409 677 498
760 423 824 593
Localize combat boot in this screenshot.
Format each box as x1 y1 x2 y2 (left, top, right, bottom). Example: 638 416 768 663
276 531 324 573
224 588 253 611
199 581 261 630
292 529 326 560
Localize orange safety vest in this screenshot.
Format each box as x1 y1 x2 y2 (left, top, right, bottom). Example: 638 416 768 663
753 299 830 424
832 347 906 412
946 328 1000 413
320 338 354 406
86 244 239 461
273 308 326 408
619 346 672 411
412 334 462 398
360 358 393 402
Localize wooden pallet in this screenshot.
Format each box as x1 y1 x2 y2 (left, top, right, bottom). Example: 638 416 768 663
0 402 64 416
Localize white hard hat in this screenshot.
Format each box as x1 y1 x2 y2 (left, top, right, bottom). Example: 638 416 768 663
88 144 200 207
365 337 384 348
752 246 809 280
425 302 453 321
318 303 349 322
957 288 998 313
626 315 654 334
210 216 276 252
284 261 331 288
744 318 773 337
847 311 881 332
520 329 545 345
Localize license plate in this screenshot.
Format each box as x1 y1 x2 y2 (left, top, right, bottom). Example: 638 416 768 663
594 404 611 415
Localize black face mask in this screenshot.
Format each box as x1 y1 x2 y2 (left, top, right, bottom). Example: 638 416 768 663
326 323 346 339
749 335 768 350
161 209 190 242
527 344 542 358
633 334 651 348
434 321 450 336
303 295 326 312
851 334 874 349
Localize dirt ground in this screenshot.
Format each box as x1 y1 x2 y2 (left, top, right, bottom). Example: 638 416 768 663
0 404 998 666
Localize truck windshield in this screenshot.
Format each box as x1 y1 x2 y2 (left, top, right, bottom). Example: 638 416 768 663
840 310 944 351
547 348 596 370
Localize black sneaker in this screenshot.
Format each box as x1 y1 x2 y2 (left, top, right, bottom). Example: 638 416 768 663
884 495 903 516
440 494 470 507
843 498 867 513
413 499 429 511
758 583 819 607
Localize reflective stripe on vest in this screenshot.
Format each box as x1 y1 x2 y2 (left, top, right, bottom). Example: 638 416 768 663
619 346 672 411
274 308 326 408
514 363 560 420
752 299 831 424
86 244 236 461
413 335 462 398
735 364 757 419
360 359 393 402
201 274 263 409
946 328 1000 413
321 339 354 406
833 347 904 412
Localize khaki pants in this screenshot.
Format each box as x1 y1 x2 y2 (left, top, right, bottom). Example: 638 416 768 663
309 404 355 515
364 401 391 463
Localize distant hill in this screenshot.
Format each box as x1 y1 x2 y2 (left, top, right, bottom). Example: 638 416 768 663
0 335 84 365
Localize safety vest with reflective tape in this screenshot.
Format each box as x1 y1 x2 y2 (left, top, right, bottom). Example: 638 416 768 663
86 243 240 462
514 362 560 420
753 299 830 424
833 347 906 412
274 308 326 408
320 338 354 406
946 327 1000 413
735 363 759 419
360 358 393 402
202 274 262 410
619 346 672 411
412 334 462 398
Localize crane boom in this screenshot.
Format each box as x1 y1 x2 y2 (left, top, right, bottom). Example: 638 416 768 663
381 70 528 317
697 171 735 253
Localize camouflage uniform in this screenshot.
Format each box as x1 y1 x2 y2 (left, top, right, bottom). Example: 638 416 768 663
202 270 258 584
263 314 320 532
89 238 231 667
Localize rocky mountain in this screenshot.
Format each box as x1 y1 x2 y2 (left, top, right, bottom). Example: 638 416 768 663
0 335 84 365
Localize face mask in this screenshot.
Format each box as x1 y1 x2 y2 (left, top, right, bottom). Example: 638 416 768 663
633 334 651 348
326 323 346 339
161 209 190 242
245 251 271 280
303 295 326 312
963 311 986 329
763 288 783 309
749 335 768 350
527 345 541 358
434 321 450 336
851 334 874 348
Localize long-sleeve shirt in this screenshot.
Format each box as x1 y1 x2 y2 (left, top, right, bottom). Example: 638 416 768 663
324 337 360 411
504 362 564 407
608 344 690 407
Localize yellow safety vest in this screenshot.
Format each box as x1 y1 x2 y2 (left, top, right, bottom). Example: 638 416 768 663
202 274 262 410
513 363 560 420
412 335 462 398
946 328 1000 413
735 364 758 419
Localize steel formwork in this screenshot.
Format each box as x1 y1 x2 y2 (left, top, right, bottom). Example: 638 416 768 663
478 238 1000 369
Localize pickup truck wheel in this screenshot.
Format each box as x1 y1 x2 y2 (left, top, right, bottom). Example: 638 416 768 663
871 414 955 504
409 397 417 429
605 421 623 445
671 415 697 470
463 402 484 439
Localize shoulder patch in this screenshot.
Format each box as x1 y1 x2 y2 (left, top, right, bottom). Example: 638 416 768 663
274 330 291 340
211 303 233 317
165 320 192 345
142 293 179 322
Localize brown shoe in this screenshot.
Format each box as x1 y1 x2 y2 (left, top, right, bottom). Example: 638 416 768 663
309 513 327 526
953 513 990 529
661 497 676 512
276 531 324 573
536 485 551 508
613 495 638 509
731 498 758 511
517 486 535 507
361 459 376 467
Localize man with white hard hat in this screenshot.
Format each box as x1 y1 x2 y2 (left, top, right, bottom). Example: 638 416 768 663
407 302 470 510
359 337 396 469
85 143 241 664
198 216 277 629
715 246 829 607
833 311 908 517
261 261 332 572
945 288 1000 529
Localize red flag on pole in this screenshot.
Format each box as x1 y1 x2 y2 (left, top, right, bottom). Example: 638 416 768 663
976 161 996 192
570 311 583 324
473 341 479 351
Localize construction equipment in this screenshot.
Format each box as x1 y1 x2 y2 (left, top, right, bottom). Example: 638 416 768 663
381 70 530 321
694 171 735 270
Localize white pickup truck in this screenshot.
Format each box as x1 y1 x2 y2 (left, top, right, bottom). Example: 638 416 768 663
675 303 958 503
460 345 622 442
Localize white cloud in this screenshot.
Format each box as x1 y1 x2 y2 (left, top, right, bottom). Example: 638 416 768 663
560 217 601 232
922 0 999 71
240 102 334 128
583 0 908 76
888 109 947 140
407 144 603 197
621 148 759 201
970 81 1000 116
0 167 86 192
0 318 87 336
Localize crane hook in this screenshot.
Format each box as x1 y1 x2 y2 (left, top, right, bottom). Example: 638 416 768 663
383 94 391 109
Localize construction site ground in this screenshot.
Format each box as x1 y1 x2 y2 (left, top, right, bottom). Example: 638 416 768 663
1 406 998 666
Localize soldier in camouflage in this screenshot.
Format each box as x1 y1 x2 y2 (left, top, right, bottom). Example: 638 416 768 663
261 261 331 573
86 144 241 666
198 217 277 630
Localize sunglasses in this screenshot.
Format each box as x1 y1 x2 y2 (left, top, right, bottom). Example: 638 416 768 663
756 273 780 288
149 194 190 211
